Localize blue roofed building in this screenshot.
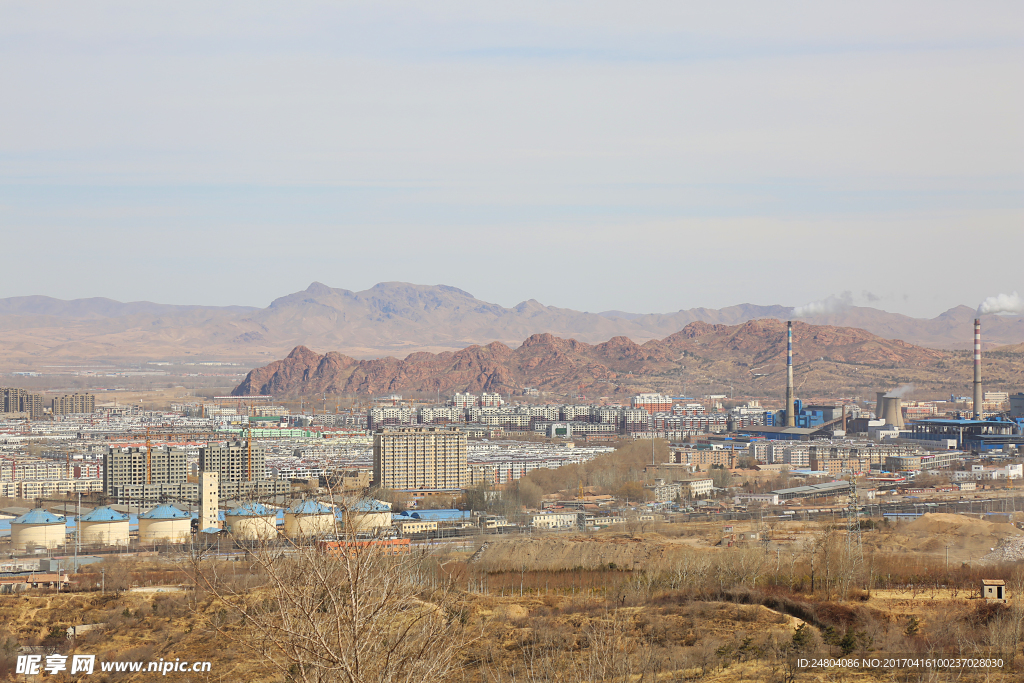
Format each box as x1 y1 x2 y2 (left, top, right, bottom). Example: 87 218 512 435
908 418 1024 452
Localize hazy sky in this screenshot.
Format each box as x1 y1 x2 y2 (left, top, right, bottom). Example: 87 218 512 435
1 2 1021 317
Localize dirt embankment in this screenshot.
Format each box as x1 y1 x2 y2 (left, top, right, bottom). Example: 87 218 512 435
867 513 1023 562
472 534 687 572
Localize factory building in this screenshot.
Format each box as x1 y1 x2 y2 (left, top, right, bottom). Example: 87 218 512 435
906 419 1024 452
1010 393 1024 419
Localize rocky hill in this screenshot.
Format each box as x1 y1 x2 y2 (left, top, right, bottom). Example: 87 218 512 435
234 319 1024 398
3 282 1023 369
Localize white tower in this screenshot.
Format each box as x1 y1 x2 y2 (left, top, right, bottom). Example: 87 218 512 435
199 471 220 530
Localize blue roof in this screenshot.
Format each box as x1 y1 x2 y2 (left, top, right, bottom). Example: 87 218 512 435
350 499 391 513
914 418 1012 426
227 503 273 517
289 500 334 515
140 504 190 520
13 508 65 525
80 506 129 522
403 509 468 521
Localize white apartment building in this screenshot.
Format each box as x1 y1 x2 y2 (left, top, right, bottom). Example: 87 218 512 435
529 512 577 529
952 464 1023 481
680 478 714 498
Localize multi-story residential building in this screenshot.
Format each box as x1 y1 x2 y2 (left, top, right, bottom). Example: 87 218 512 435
103 446 187 495
451 393 478 409
632 393 673 415
673 402 706 416
373 426 468 491
111 479 290 504
1 388 43 418
0 479 103 498
419 406 465 424
678 478 714 498
479 393 504 408
199 441 267 482
368 406 413 430
469 463 499 487
621 408 650 433
52 393 96 415
593 406 622 425
674 449 736 470
809 455 871 476
645 478 684 502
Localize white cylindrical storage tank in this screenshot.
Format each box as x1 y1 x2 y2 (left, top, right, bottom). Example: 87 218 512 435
284 501 337 539
343 499 393 533
138 504 192 544
226 503 278 541
11 509 66 551
79 507 130 546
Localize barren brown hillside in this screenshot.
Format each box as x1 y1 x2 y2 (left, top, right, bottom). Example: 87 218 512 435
233 319 1024 398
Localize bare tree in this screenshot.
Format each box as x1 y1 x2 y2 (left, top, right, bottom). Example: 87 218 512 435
190 502 474 683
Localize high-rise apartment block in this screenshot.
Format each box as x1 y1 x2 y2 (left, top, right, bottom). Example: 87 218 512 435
199 441 266 482
1 388 44 418
373 426 468 491
103 446 187 495
52 393 96 415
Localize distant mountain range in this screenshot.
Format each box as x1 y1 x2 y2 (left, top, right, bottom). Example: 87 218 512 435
233 320 1024 398
1 282 1022 367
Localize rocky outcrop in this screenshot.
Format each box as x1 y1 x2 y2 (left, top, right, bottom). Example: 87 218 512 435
233 319 962 397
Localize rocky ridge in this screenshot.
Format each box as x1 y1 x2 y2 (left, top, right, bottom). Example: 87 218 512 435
232 319 1006 398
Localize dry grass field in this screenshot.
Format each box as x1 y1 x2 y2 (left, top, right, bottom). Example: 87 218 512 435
3 518 1024 682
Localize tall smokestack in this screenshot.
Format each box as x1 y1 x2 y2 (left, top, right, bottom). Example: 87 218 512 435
973 318 983 420
786 321 795 427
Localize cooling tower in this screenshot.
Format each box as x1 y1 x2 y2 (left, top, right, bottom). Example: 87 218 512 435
881 397 905 429
876 392 886 420
973 318 983 420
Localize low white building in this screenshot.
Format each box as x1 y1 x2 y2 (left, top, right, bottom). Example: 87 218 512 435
645 478 683 502
529 512 577 529
952 464 1023 481
733 493 780 506
680 478 714 499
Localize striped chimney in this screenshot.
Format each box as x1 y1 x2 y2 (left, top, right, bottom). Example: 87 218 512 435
973 318 983 420
786 321 795 427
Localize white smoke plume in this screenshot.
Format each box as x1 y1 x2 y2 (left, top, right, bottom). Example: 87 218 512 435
791 291 853 318
885 384 914 398
977 292 1024 316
